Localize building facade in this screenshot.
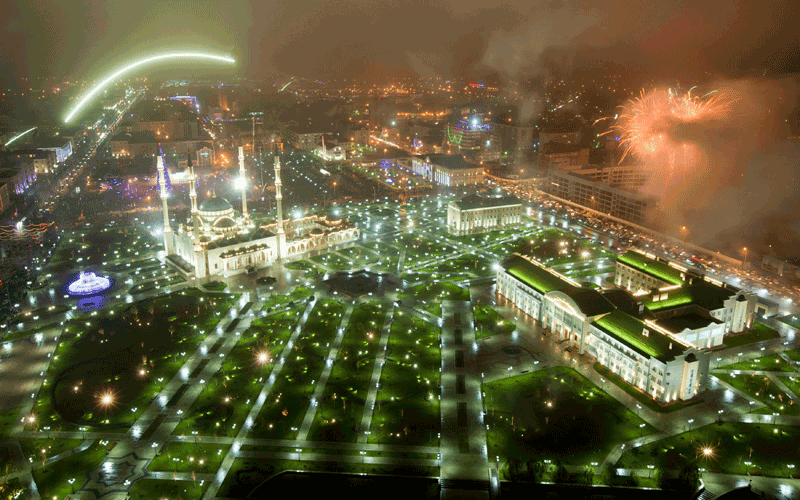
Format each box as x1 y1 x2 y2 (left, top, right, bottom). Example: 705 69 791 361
447 191 524 235
410 154 485 187
496 253 709 403
543 169 657 225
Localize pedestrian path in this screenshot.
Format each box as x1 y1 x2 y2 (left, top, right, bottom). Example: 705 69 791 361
202 298 318 500
357 302 396 443
297 302 356 440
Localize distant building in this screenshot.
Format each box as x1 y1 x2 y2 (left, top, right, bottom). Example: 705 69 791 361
543 169 657 225
539 127 581 146
497 253 709 403
540 143 589 170
495 121 533 165
410 154 485 187
447 191 524 235
0 163 35 195
1 149 55 175
761 255 800 281
110 131 204 158
444 113 500 163
285 125 326 151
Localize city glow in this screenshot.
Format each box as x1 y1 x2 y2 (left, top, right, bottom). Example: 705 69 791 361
63 51 236 122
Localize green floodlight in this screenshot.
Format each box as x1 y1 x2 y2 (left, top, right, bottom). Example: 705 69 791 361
63 51 236 123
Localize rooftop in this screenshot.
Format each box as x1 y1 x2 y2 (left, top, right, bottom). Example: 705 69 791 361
417 154 482 171
452 191 521 210
646 280 736 312
592 310 687 362
658 312 722 334
557 285 617 317
618 251 684 286
503 254 572 295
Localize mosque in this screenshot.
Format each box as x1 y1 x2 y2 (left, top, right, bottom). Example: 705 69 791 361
157 146 359 278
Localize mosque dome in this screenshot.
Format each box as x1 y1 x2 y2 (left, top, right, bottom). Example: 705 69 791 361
199 197 233 213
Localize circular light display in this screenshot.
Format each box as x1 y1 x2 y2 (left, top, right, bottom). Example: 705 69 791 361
68 272 112 296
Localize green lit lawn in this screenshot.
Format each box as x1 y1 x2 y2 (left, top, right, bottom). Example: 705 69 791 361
128 479 208 500
714 372 800 415
473 304 516 339
311 252 358 270
249 300 346 441
338 246 381 265
218 458 439 499
147 442 229 474
173 306 304 438
32 440 108 500
722 323 779 348
717 353 796 372
400 282 469 302
35 290 236 429
368 312 440 447
309 302 387 442
484 366 656 466
616 422 800 477
778 375 800 398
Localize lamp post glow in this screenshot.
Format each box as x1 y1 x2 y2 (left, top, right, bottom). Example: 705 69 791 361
63 51 236 123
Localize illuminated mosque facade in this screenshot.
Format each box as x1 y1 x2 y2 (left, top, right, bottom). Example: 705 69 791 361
157 146 359 278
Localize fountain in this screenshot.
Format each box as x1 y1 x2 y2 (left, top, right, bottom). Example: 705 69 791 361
68 271 112 296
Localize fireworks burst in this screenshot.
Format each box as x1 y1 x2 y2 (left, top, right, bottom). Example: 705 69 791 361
604 87 734 163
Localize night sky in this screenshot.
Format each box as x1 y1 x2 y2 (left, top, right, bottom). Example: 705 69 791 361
1 0 800 88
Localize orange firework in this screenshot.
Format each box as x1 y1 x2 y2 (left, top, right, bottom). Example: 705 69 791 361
608 88 733 163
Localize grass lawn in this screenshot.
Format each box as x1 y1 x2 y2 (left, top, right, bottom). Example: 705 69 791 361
473 304 516 339
400 282 469 302
204 280 227 291
128 479 207 500
147 442 229 474
593 363 702 413
369 312 440 447
783 348 800 363
311 252 357 270
616 421 800 477
219 459 439 499
722 323 779 348
309 302 387 442
20 438 86 466
483 366 656 466
249 300 346 441
717 353 796 372
31 440 108 500
714 372 800 416
37 290 236 429
780 376 800 398
338 246 381 265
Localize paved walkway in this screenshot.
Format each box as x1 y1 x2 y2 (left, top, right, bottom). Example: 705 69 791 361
439 300 490 499
202 298 318 499
358 301 397 443
297 302 356 441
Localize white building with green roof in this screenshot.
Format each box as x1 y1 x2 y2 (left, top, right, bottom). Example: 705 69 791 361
497 252 710 403
447 191 524 235
615 249 685 292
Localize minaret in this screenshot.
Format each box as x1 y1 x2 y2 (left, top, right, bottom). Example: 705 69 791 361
187 151 200 242
157 152 175 255
238 145 248 219
274 155 287 258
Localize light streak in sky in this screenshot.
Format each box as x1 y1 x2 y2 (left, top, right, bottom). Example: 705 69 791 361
63 51 236 123
279 79 295 92
4 127 37 146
